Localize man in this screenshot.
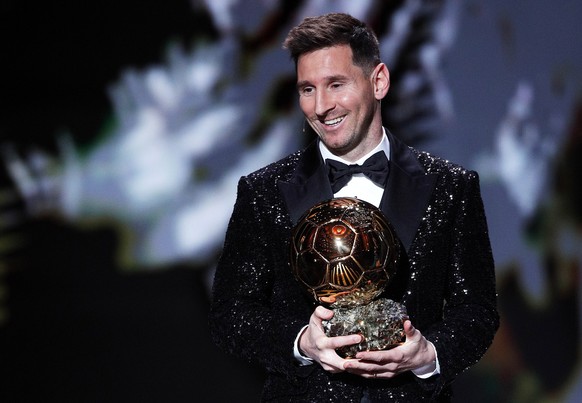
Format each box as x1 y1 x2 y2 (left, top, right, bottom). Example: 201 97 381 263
210 13 499 402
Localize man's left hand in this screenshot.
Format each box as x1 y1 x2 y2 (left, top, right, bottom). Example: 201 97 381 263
343 320 436 379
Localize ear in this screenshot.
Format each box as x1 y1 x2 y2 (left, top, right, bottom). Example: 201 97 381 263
372 63 390 100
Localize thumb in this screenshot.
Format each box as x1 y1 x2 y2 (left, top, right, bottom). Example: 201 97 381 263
403 320 418 340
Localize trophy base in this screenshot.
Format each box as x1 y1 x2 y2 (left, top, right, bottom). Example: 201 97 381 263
322 298 408 358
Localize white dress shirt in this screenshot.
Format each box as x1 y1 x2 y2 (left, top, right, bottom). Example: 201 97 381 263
318 133 390 207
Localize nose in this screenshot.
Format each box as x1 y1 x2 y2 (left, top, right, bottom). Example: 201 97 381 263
314 90 334 118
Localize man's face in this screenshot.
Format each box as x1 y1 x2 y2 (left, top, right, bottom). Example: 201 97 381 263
296 45 387 161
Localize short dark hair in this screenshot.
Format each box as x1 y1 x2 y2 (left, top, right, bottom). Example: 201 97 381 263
282 13 381 75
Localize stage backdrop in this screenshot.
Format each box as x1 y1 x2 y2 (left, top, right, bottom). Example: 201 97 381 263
1 1 581 402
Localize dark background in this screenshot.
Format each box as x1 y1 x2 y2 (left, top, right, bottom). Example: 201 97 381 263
1 2 264 402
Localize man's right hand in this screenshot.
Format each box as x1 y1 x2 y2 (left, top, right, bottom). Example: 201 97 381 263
298 306 363 373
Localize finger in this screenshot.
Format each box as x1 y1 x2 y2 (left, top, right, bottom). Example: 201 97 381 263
344 357 401 376
403 320 420 341
317 343 360 373
402 319 414 335
319 357 347 374
343 360 397 379
325 333 363 350
354 349 395 363
363 371 396 380
343 360 378 373
314 305 334 320
344 369 382 379
314 333 362 354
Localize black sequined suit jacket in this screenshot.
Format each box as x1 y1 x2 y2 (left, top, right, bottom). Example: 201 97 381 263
210 130 499 402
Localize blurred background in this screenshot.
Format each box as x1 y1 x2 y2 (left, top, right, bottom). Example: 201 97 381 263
1 0 581 401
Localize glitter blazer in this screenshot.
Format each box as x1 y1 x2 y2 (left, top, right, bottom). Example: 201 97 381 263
210 130 499 402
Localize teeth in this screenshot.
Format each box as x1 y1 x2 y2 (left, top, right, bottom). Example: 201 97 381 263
324 116 344 125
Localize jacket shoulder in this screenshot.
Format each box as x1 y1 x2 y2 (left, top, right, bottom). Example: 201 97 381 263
244 149 303 184
411 148 479 182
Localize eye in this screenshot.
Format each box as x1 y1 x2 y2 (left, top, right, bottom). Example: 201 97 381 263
300 86 314 96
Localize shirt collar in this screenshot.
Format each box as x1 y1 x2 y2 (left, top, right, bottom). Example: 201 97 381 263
318 128 390 165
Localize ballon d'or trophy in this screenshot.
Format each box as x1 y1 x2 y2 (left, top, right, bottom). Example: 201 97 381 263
290 197 408 358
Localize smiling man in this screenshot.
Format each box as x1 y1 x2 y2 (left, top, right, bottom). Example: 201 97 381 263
210 13 499 402
296 44 386 162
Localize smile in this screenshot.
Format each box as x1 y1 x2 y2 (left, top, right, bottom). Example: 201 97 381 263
324 116 345 126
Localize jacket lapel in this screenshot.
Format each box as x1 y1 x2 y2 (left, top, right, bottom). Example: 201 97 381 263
278 142 334 225
380 131 437 252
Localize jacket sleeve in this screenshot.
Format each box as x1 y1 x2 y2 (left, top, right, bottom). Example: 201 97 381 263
425 171 500 394
209 177 315 381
